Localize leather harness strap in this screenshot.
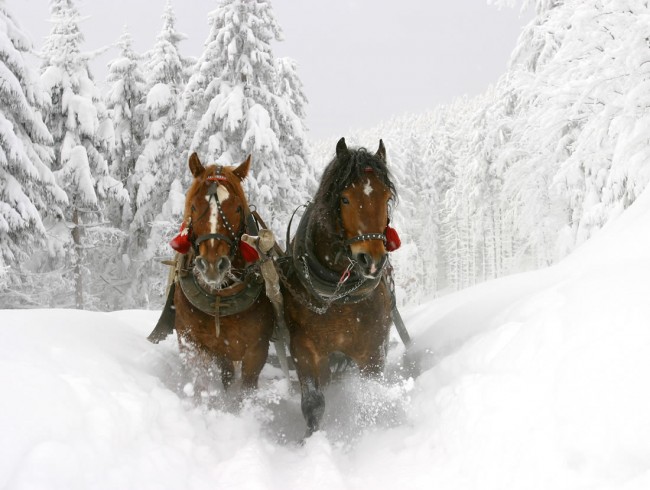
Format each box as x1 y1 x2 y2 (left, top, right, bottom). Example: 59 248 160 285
279 204 385 313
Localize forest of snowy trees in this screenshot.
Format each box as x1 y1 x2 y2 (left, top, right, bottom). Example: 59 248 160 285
2 0 650 309
0 0 314 309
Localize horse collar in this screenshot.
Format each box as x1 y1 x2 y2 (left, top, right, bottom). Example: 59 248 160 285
178 254 264 317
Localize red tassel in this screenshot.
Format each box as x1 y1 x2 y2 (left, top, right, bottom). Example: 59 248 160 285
170 222 192 254
385 225 401 252
239 240 259 262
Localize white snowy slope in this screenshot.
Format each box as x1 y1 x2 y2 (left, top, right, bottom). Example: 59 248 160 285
2 188 650 490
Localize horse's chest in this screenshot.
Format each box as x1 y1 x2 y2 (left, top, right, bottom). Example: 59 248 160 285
286 282 391 350
174 290 272 358
328 308 389 340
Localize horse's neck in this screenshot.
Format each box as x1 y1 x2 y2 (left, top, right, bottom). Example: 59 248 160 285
310 219 347 273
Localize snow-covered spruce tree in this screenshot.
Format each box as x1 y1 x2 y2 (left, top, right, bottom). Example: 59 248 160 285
185 0 314 239
129 1 189 306
273 56 317 205
426 104 464 290
0 0 67 304
180 3 224 151
105 26 145 229
40 0 128 309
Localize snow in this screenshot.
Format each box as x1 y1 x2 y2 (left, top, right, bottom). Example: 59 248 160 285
145 83 173 112
2 185 650 489
57 145 97 206
243 103 279 154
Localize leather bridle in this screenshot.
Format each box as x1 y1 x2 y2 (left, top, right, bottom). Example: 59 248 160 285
188 169 246 259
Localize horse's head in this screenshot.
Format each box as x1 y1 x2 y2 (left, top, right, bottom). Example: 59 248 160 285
181 152 253 288
316 138 397 278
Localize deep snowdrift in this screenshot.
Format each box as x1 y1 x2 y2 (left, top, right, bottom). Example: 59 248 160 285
2 189 650 489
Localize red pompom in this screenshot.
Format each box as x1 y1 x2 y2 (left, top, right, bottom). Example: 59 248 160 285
239 240 259 263
385 225 401 252
170 222 191 254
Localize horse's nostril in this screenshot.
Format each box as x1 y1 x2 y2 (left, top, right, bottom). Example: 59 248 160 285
196 256 208 272
358 253 372 268
217 256 231 274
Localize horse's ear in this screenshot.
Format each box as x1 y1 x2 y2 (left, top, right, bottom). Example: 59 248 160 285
336 137 348 159
375 139 386 162
189 152 205 178
234 154 251 181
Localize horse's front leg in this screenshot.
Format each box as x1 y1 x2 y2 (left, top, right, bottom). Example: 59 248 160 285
293 342 326 436
216 356 235 390
241 341 269 392
300 373 325 437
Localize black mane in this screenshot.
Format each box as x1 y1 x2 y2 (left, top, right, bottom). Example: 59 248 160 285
312 146 397 227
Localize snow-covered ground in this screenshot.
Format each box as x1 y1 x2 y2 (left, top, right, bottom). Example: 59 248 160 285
3 188 650 490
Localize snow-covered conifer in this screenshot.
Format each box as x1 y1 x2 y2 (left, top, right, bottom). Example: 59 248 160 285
128 1 189 305
105 26 145 228
40 0 128 308
131 1 187 244
185 0 314 237
0 0 67 296
273 56 317 207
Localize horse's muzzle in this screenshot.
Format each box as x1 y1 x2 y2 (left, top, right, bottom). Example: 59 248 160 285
355 252 387 278
195 255 231 286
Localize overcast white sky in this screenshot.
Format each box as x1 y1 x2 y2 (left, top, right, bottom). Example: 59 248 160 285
6 0 531 141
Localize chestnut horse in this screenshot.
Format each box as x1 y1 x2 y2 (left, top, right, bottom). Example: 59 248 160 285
281 138 399 436
167 153 275 394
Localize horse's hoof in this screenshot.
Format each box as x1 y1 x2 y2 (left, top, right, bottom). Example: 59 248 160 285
301 426 320 443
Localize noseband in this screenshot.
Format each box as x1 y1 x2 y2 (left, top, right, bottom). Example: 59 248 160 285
344 232 386 247
337 207 388 258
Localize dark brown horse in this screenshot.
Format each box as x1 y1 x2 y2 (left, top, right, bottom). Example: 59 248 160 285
281 138 398 436
169 153 275 394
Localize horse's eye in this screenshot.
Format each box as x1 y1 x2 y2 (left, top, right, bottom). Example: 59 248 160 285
341 197 350 205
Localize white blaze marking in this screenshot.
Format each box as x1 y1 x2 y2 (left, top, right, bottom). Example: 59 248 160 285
363 179 373 196
206 197 218 245
205 185 230 245
217 185 230 203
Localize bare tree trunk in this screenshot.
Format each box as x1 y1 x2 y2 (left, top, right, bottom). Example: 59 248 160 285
72 206 84 309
